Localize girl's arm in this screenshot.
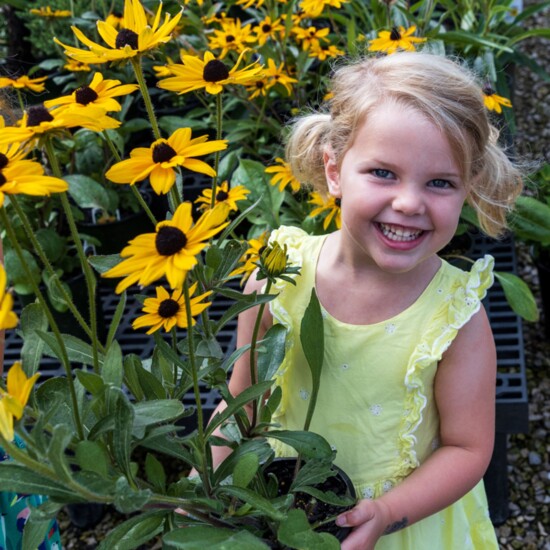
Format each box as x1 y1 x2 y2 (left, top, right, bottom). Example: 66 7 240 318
338 305 497 550
198 272 273 471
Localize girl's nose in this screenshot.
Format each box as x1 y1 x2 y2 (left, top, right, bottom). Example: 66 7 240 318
391 186 426 216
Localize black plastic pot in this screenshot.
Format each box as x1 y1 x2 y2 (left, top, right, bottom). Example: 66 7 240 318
263 458 356 545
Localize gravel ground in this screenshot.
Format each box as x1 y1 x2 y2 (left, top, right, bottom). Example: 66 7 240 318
57 5 550 549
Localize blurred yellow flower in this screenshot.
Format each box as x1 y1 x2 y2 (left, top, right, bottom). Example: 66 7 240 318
0 362 40 442
29 6 72 17
207 19 256 58
292 26 330 51
308 43 345 61
63 59 92 72
195 181 250 211
0 264 18 330
106 128 228 195
263 59 297 95
265 158 301 193
368 26 426 54
0 75 48 93
482 85 512 114
253 16 285 46
231 232 269 285
308 192 341 230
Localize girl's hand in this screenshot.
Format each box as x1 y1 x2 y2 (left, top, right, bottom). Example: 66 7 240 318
337 498 392 550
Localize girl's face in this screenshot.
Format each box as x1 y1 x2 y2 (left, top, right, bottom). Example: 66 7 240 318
324 101 467 275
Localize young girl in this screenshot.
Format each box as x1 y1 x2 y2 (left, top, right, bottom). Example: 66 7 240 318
211 52 523 549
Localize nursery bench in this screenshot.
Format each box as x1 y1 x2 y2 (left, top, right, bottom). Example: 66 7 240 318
3 234 528 526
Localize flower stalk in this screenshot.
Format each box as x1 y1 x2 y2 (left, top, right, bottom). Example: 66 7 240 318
131 57 161 141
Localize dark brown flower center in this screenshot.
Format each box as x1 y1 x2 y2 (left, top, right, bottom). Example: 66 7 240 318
155 226 187 256
27 105 54 126
75 85 99 105
482 84 495 96
261 24 272 33
390 27 401 41
158 298 180 318
225 34 235 43
0 171 6 185
335 198 341 207
0 153 9 170
152 142 177 163
116 28 139 49
203 59 230 82
216 190 229 202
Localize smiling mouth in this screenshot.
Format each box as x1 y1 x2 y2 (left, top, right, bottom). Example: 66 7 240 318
377 222 425 242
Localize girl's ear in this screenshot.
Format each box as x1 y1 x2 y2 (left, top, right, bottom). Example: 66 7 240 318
324 148 342 198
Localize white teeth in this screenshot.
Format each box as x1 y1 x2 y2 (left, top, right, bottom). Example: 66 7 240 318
378 223 423 242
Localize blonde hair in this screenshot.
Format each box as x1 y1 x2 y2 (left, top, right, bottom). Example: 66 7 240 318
285 52 523 238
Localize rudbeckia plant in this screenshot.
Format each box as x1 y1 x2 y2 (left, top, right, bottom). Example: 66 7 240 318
0 0 546 548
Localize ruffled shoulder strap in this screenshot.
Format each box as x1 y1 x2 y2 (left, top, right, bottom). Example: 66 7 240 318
395 255 495 479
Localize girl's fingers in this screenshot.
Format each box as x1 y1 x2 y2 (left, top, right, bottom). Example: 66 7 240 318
336 500 376 527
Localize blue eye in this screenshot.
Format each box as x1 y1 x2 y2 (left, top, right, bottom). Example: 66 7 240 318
429 179 453 189
372 169 393 179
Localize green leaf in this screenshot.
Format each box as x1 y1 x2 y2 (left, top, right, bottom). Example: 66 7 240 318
102 340 124 387
123 354 145 401
258 324 287 382
89 253 123 274
277 508 340 550
21 516 53 550
232 453 260 488
76 440 111 478
509 196 550 245
163 526 269 549
494 271 539 322
132 399 185 439
47 424 75 483
106 291 127 348
65 174 114 212
206 380 274 438
266 430 333 459
214 439 273 485
300 289 324 431
39 331 106 366
113 390 135 478
145 453 166 492
4 248 40 293
20 303 48 376
217 486 286 521
36 228 65 263
113 477 152 514
76 369 105 396
97 510 167 550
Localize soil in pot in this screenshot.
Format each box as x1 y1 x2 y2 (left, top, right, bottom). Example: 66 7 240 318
263 458 356 545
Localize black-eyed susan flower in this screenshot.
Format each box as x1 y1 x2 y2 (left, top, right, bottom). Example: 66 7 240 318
309 43 345 61
246 78 270 99
132 283 212 334
236 0 265 8
263 59 297 95
0 264 18 330
55 0 183 65
368 26 426 54
44 72 138 113
0 151 69 207
231 231 269 285
257 241 300 283
292 26 330 51
103 202 230 292
482 85 512 114
308 192 341 230
29 6 72 17
207 19 255 57
105 128 228 195
195 181 250 211
299 0 349 18
265 158 301 193
253 16 285 46
0 104 120 148
158 50 263 95
0 362 40 441
63 59 92 72
0 75 48 93
106 12 124 29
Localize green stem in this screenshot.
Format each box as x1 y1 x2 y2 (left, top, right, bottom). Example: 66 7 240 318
171 326 178 395
182 278 212 496
131 57 161 140
44 138 100 374
248 279 272 429
15 89 25 113
210 93 224 210
0 208 84 440
9 195 103 351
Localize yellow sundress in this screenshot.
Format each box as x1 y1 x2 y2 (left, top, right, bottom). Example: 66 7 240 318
267 226 499 549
